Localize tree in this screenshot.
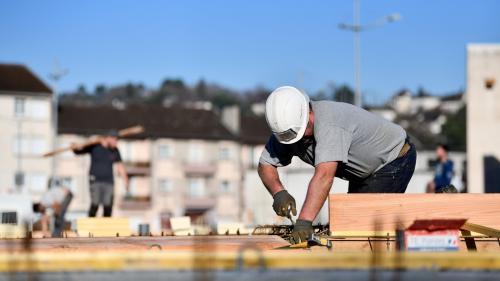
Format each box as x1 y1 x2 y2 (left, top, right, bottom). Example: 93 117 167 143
195 79 208 100
334 84 355 104
77 84 88 96
441 106 466 151
416 87 431 97
212 91 240 109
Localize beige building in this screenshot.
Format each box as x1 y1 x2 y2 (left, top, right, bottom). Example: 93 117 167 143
0 64 53 202
467 44 500 193
55 105 243 232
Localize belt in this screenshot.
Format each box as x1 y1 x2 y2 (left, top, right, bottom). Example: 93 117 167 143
397 142 411 158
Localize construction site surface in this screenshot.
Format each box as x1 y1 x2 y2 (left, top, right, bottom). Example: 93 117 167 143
2 194 500 281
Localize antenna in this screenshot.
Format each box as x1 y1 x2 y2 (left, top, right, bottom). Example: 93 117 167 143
49 59 69 82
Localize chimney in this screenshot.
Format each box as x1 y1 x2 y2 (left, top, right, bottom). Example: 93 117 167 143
221 105 240 135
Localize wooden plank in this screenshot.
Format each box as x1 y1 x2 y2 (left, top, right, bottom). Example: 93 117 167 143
2 250 500 272
0 224 26 239
462 222 500 238
0 235 289 252
76 218 131 237
329 194 500 232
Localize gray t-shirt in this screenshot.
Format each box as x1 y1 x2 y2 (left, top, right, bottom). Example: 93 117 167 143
259 101 406 180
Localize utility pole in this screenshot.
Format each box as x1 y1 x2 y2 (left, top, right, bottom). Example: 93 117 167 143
339 0 401 107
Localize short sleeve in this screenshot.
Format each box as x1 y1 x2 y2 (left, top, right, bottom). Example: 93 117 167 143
259 135 293 167
73 144 95 155
314 125 352 166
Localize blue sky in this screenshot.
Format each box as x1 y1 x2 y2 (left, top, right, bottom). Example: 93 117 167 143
1 0 499 104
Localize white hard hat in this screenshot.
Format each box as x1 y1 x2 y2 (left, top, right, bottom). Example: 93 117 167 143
265 86 310 144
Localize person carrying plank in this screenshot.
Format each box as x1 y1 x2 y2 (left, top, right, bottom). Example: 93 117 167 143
258 86 417 244
72 130 129 217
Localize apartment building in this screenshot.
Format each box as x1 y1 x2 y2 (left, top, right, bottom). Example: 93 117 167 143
0 64 53 204
56 105 242 231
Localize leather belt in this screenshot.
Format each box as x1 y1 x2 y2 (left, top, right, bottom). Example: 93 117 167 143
397 142 411 158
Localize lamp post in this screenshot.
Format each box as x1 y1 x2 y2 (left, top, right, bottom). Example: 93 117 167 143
339 0 401 107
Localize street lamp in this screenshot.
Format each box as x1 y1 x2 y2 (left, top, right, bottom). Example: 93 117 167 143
338 0 401 107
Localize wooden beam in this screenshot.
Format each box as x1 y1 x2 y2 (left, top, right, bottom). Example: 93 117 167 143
462 222 500 238
2 251 500 272
329 194 500 233
0 236 289 252
42 125 144 157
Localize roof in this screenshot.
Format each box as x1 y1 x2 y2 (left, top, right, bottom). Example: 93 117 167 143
239 114 271 145
0 64 52 95
58 105 236 141
440 93 463 102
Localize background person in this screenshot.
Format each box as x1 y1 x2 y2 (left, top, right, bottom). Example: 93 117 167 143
72 130 129 217
32 179 73 238
427 144 455 193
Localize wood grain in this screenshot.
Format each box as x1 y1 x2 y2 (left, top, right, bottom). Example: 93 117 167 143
76 218 131 237
329 194 500 232
0 235 289 252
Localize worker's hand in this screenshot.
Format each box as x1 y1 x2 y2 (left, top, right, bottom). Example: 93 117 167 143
290 219 314 244
70 143 82 151
272 190 296 217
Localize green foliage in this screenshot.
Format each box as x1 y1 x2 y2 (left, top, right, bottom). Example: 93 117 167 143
333 84 355 104
212 91 239 109
441 105 466 151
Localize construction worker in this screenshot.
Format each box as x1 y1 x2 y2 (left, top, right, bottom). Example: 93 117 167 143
258 86 416 244
427 144 455 193
32 179 73 237
72 131 129 217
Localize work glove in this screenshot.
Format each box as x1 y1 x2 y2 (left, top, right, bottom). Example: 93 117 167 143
272 190 297 217
290 219 314 244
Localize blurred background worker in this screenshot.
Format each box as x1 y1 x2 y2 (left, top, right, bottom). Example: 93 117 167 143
72 131 129 217
32 179 73 237
427 144 455 193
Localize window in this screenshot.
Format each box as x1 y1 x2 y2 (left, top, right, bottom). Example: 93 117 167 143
13 136 47 156
158 178 173 193
188 178 205 197
12 137 28 155
27 174 48 193
31 138 47 155
219 147 230 160
219 180 232 193
158 144 171 159
29 100 49 119
188 144 203 163
14 172 24 188
14 98 25 117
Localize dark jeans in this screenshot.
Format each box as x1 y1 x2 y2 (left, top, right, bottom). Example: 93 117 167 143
52 192 73 237
348 142 417 193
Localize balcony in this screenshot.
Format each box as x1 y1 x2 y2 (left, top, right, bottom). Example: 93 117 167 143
119 195 152 210
124 161 151 177
183 197 216 210
182 161 216 177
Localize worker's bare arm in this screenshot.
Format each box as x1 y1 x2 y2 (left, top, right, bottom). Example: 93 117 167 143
258 163 285 196
115 162 130 192
40 214 50 238
299 161 338 221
